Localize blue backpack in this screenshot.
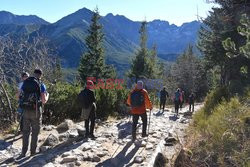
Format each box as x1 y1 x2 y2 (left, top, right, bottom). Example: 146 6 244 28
131 91 144 107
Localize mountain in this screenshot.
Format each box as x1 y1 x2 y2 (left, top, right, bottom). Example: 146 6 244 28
0 11 49 25
0 8 201 75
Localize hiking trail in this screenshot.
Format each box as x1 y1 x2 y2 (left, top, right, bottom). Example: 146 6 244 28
0 104 203 167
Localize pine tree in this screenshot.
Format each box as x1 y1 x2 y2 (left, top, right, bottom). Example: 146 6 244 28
78 8 116 84
198 0 250 86
170 45 208 98
128 21 157 81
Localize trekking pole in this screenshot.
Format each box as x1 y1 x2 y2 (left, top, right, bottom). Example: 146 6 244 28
147 109 152 135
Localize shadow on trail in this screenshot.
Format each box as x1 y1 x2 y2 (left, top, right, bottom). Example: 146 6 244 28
117 121 132 139
169 115 179 121
14 137 88 167
96 141 140 167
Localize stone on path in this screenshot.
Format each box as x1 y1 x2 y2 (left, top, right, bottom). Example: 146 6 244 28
134 156 144 163
56 119 74 133
61 156 77 163
42 134 59 146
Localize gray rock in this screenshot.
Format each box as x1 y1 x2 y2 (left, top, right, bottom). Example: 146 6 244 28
56 119 74 133
82 144 91 151
0 163 7 167
61 156 77 163
134 156 144 163
59 133 69 142
77 127 85 136
62 152 71 158
75 160 82 166
97 151 107 157
146 143 154 150
40 146 51 152
92 155 101 162
68 129 78 138
43 125 53 131
43 134 59 146
66 163 75 167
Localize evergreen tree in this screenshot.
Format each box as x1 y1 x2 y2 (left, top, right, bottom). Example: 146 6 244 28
170 45 208 98
78 8 115 84
198 0 250 86
128 21 158 81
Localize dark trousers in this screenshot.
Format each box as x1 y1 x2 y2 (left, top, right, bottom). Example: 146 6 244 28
132 112 147 139
22 108 41 155
189 103 194 112
179 101 184 110
174 100 180 114
85 109 96 135
160 98 166 111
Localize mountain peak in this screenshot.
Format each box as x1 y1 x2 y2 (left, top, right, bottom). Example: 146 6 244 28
0 11 49 25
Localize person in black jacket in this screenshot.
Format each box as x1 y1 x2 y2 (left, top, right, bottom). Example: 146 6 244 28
188 93 195 112
78 80 97 139
159 87 169 111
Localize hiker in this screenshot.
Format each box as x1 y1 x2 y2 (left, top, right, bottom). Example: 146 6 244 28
127 81 153 141
18 69 49 158
173 88 181 115
188 93 195 112
159 87 169 111
179 89 185 110
78 80 96 139
16 72 29 132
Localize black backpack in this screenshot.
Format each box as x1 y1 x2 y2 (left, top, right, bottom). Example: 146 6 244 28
77 89 92 109
20 77 41 110
131 90 144 107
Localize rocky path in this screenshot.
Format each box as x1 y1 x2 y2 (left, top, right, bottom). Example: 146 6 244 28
0 104 203 167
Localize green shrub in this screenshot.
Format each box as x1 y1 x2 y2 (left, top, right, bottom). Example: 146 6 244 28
95 87 129 119
190 87 250 166
202 86 230 115
44 82 81 124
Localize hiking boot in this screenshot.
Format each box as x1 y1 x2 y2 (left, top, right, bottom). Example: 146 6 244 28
30 152 36 157
16 153 25 160
89 134 96 139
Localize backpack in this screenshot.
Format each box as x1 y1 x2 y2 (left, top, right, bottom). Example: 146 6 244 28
175 91 180 101
160 90 167 99
131 90 144 107
20 77 41 110
77 89 92 109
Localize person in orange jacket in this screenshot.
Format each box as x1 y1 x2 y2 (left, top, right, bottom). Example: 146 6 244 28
127 81 153 141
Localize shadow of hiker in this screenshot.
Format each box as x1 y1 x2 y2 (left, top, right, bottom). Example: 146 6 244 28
0 140 12 151
169 115 179 121
96 141 140 167
154 110 164 117
14 136 89 167
117 121 132 139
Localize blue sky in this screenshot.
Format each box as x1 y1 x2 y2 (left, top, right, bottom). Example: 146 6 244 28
0 0 218 26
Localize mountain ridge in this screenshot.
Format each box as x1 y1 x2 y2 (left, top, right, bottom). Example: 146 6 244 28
0 8 201 75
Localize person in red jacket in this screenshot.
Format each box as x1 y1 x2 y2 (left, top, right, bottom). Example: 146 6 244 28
127 81 153 141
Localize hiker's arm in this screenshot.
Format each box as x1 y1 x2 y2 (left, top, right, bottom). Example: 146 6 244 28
41 83 49 104
41 92 49 104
